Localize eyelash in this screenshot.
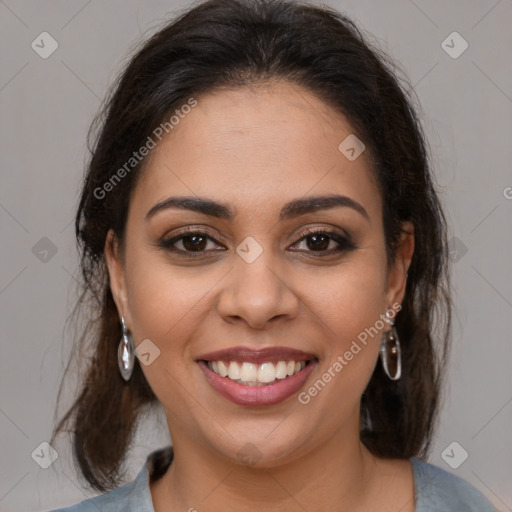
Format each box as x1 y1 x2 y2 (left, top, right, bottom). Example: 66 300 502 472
157 227 357 258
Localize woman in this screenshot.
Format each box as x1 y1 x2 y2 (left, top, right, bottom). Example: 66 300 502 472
50 0 497 510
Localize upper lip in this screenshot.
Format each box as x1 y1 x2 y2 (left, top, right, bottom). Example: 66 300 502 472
196 346 317 364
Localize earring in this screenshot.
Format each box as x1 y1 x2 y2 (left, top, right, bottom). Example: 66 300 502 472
118 316 135 381
379 310 402 381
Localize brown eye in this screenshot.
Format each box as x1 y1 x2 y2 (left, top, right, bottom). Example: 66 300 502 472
305 233 331 251
159 231 224 255
180 234 208 251
158 228 356 258
291 229 356 255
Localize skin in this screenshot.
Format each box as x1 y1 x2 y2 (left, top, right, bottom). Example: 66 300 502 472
106 80 415 512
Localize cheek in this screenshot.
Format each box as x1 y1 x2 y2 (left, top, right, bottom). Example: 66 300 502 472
304 253 387 339
297 276 385 428
123 244 215 344
122 247 214 415
301 250 388 396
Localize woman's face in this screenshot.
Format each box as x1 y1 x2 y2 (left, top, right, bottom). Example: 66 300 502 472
106 80 413 466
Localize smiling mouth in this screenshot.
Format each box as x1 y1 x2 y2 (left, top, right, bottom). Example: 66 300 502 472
196 346 318 404
203 359 314 386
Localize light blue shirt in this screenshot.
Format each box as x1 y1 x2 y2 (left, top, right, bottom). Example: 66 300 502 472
50 446 498 511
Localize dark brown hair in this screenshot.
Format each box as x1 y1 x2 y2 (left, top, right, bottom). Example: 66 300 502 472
52 0 452 492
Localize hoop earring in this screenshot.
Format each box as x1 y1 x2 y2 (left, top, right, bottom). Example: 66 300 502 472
118 316 135 382
379 310 402 381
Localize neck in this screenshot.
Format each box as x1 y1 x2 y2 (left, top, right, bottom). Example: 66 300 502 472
151 421 380 512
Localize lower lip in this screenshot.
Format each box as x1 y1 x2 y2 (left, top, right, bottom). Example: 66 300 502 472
197 360 317 406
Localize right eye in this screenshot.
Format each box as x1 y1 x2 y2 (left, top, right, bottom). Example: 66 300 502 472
159 230 225 256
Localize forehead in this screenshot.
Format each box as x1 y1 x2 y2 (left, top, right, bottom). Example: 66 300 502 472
131 81 381 222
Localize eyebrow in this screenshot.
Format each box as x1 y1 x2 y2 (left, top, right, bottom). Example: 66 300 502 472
145 194 369 222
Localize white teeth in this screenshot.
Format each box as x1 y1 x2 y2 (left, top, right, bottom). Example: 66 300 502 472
240 362 258 382
218 361 229 377
206 359 308 385
228 361 241 380
275 361 288 379
258 362 276 383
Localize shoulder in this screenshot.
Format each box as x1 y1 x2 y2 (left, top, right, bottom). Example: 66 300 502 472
48 479 139 512
410 457 498 511
47 479 149 512
48 446 174 512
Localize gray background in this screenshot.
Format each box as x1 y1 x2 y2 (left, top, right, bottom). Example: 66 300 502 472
1 0 511 510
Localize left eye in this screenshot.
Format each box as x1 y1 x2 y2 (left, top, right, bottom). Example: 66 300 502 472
290 230 354 254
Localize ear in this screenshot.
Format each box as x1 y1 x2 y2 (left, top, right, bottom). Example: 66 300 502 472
385 221 414 308
104 229 131 324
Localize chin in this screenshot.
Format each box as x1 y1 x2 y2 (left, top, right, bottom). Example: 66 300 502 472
205 427 311 469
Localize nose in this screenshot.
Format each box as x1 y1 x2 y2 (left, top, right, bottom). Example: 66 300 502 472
216 245 300 330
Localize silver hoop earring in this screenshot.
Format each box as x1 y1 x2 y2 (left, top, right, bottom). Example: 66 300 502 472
379 310 402 381
118 316 135 381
